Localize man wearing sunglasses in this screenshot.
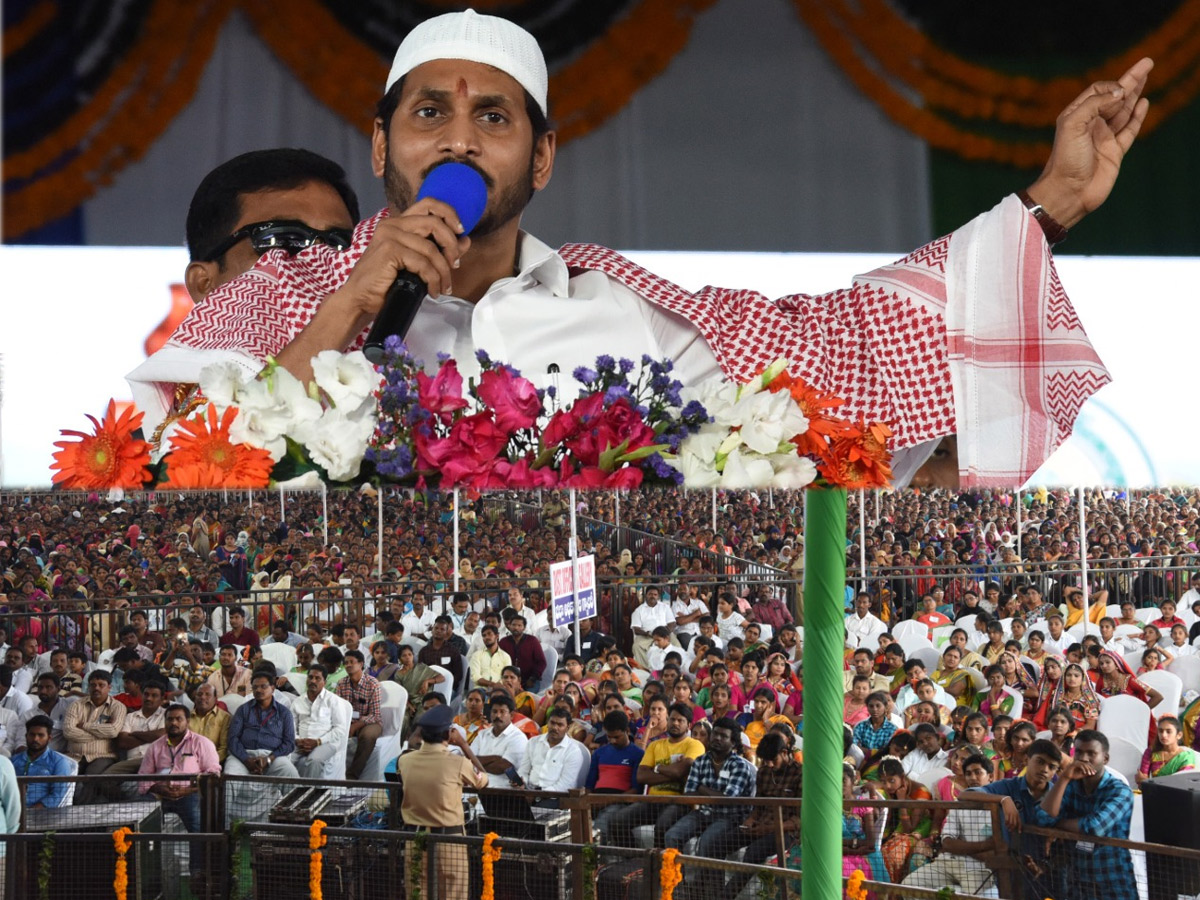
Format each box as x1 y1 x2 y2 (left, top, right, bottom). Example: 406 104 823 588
130 11 1148 488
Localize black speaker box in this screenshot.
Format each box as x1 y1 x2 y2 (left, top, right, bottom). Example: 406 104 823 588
1141 769 1200 900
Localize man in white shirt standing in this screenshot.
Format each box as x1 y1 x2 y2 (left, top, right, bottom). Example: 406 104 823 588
845 594 886 649
471 695 527 789
517 706 585 801
289 665 351 777
631 587 679 669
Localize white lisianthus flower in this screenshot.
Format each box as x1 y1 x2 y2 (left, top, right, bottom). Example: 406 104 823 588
719 448 775 488
198 362 249 409
669 429 725 487
294 408 377 482
682 381 741 430
771 453 818 488
228 405 288 461
275 470 324 489
269 368 324 436
311 350 380 411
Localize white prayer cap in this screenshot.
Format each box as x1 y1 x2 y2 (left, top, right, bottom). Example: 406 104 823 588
385 9 548 115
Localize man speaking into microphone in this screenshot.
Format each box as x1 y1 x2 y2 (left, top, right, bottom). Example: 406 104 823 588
128 10 1150 487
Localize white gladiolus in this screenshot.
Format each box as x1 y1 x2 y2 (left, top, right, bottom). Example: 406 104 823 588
198 362 248 409
275 470 324 489
294 408 377 482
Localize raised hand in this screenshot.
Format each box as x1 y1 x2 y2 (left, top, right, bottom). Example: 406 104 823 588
1028 58 1153 228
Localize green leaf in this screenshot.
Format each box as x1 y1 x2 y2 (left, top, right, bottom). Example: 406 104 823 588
617 443 669 463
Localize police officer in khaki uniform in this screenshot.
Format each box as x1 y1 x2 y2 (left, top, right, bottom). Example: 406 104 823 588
397 704 488 900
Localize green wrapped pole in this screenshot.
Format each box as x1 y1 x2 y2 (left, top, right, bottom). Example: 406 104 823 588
802 487 847 900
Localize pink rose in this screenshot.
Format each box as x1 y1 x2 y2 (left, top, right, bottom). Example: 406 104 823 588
491 456 557 489
416 360 468 419
477 368 542 433
417 413 509 487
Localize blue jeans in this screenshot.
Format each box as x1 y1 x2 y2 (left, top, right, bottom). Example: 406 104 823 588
665 813 746 894
161 792 203 873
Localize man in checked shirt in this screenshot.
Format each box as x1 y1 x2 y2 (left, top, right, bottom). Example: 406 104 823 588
664 718 757 897
1035 729 1135 900
334 650 383 779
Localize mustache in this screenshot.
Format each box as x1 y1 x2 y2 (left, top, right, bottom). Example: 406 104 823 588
422 157 495 190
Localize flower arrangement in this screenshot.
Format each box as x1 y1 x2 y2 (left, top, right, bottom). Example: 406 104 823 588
308 819 328 900
51 349 890 491
670 360 892 489
660 847 683 900
112 826 133 900
481 831 503 900
367 339 707 489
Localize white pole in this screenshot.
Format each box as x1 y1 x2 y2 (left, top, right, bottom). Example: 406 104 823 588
1079 485 1090 634
858 489 867 593
570 488 581 655
769 488 774 509
248 489 253 510
453 489 461 592
377 487 384 581
1016 489 1023 564
615 493 620 531
712 489 718 534
874 488 880 526
322 483 328 547
279 487 285 523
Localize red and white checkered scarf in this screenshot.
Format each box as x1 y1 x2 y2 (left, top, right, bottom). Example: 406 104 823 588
143 197 1108 487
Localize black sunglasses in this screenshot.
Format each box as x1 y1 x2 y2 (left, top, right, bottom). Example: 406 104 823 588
201 219 353 261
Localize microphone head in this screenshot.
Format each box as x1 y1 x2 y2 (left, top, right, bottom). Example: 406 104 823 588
416 163 489 235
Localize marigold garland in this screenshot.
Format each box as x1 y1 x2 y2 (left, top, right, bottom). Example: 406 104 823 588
660 847 683 900
308 819 327 900
112 827 133 900
481 831 503 900
51 399 152 490
791 0 1200 167
846 868 867 900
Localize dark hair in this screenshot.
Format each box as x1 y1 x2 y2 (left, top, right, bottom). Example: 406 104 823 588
165 703 190 717
756 731 787 763
489 694 515 712
962 753 991 775
667 701 693 722
602 709 630 732
547 706 571 724
1074 729 1109 753
879 757 906 779
186 149 360 261
344 649 365 665
422 692 446 707
25 714 54 732
1027 738 1063 763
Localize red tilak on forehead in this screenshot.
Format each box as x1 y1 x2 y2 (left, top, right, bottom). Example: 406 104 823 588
456 78 469 96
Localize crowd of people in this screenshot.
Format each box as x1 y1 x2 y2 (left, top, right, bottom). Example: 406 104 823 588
0 485 1194 895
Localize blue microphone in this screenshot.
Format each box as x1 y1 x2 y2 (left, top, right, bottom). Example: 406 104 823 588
363 162 488 363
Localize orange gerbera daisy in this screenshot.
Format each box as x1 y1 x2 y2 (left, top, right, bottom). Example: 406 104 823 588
160 404 273 488
767 371 853 455
817 420 894 489
51 400 151 489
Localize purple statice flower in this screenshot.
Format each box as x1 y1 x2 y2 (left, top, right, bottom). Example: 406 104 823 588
618 357 635 374
595 355 616 373
573 366 598 384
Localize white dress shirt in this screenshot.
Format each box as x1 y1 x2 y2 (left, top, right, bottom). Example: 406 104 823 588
631 601 676 635
902 748 948 778
672 597 708 637
518 734 586 792
20 697 75 752
291 689 350 748
401 609 437 642
0 708 20 757
472 722 528 789
0 690 34 718
121 706 167 761
845 612 886 646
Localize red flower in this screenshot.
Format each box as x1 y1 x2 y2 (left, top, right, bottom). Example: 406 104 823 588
768 371 853 456
817 420 893 489
543 392 604 447
416 360 468 419
477 368 542 433
562 465 645 490
51 400 151 490
416 412 509 487
564 398 657 467
491 456 558 489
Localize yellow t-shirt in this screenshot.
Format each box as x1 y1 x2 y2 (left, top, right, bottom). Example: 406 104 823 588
639 736 706 795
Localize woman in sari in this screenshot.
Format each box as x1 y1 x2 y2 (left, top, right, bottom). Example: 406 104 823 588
995 720 1036 780
1137 716 1199 783
454 688 488 745
998 651 1037 706
367 640 399 682
1050 663 1101 732
764 652 802 707
395 644 444 728
978 665 1018 723
932 646 976 709
787 765 888 894
1095 649 1164 746
499 665 540 720
878 757 935 881
1031 655 1064 729
1045 706 1076 757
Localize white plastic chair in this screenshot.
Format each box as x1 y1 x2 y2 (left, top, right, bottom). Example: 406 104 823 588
898 633 935 657
1116 624 1144 639
61 756 79 806
1107 737 1145 785
379 681 408 735
955 614 978 633
1098 694 1152 754
911 645 942 674
1167 655 1200 696
1139 669 1183 716
914 765 951 795
285 672 308 694
571 738 592 789
893 621 928 644
930 625 956 648
221 694 249 715
428 665 454 706
261 643 297 674
999 617 1014 639
1019 656 1042 680
1106 604 1123 618
351 686 402 783
1066 623 1088 642
1135 608 1160 625
538 646 559 693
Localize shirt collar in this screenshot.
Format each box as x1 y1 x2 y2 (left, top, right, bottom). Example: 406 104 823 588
508 232 569 298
